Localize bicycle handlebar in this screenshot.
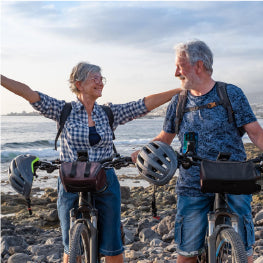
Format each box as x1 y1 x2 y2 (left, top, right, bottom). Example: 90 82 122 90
34 154 134 173
176 151 263 173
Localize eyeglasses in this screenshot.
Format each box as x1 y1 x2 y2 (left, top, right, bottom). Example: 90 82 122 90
91 76 107 85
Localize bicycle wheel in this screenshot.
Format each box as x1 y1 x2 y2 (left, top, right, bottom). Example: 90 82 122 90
69 223 90 263
216 228 247 263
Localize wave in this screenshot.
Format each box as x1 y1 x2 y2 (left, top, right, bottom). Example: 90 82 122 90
1 148 59 163
2 140 54 150
114 138 153 145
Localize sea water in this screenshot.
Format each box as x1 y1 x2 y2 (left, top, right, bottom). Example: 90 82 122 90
1 116 262 194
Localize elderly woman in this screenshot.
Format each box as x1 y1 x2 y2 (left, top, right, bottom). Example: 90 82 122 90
1 62 181 263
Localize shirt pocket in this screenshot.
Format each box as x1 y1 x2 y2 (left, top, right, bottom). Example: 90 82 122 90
64 120 90 147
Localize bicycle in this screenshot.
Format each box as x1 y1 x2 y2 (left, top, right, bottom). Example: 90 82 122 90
27 152 134 263
136 140 263 263
178 148 263 263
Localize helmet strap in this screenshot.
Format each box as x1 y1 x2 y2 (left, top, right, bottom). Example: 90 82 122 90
26 198 32 215
151 185 160 220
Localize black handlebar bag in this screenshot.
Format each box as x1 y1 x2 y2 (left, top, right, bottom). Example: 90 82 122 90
59 161 107 193
200 160 261 195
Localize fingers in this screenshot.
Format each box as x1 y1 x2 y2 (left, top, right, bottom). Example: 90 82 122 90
131 150 140 163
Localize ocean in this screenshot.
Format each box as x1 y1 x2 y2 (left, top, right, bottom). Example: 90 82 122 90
1 116 262 194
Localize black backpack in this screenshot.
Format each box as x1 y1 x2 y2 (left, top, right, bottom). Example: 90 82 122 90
174 81 245 136
54 103 116 152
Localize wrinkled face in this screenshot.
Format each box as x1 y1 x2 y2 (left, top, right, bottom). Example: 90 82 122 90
175 52 199 90
78 72 105 99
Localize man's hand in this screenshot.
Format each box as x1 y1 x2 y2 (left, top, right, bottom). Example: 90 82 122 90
131 150 140 163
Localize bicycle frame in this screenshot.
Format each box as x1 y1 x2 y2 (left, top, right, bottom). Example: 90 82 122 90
208 193 238 236
207 193 239 263
69 192 99 262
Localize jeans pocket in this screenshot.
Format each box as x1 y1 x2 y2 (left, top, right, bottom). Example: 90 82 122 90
174 214 184 245
243 214 255 248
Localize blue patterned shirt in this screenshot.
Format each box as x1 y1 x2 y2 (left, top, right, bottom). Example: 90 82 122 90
163 83 257 196
31 92 148 162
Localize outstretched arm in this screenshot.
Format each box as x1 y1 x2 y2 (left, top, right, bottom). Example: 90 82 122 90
144 88 181 111
1 75 40 103
244 121 263 151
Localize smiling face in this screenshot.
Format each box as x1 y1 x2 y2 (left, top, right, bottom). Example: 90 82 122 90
77 72 104 100
175 52 199 90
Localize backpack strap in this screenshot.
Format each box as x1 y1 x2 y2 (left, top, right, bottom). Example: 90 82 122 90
101 105 117 153
216 81 245 136
175 89 188 134
101 105 115 140
54 103 118 153
174 82 245 137
216 82 234 123
54 102 72 150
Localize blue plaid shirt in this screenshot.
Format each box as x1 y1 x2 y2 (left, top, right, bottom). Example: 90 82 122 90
32 92 148 162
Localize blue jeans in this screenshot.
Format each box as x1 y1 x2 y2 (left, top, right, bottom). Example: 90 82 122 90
57 168 124 256
175 194 255 257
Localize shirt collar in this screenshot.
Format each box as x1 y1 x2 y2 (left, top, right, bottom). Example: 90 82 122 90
73 97 100 113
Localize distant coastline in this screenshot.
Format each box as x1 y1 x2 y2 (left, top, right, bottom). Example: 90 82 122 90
2 99 263 119
3 111 40 116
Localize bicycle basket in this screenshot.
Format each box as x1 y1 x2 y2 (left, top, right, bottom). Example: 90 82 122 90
59 161 107 193
200 160 261 195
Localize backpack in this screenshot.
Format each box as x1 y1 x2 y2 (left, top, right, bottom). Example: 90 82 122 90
174 81 245 137
54 103 116 152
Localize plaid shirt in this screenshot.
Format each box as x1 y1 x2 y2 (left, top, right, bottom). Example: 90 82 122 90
32 92 148 162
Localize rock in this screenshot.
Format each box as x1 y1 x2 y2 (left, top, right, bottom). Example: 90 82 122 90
1 175 263 263
121 186 131 200
255 209 263 226
1 236 28 256
7 253 31 263
254 256 263 263
139 228 161 242
152 215 175 236
45 209 59 222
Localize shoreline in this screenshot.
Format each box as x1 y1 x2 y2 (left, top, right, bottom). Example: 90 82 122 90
1 143 263 262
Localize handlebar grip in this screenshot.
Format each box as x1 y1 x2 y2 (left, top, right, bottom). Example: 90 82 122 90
123 157 133 163
99 157 113 164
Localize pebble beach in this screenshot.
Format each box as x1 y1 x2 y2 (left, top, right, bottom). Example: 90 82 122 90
1 143 263 263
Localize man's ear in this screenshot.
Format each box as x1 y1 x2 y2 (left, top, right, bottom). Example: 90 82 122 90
195 60 204 74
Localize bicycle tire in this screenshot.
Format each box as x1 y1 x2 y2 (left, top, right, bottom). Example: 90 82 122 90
216 228 247 263
69 223 90 263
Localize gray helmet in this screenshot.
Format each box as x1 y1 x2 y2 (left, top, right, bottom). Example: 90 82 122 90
136 141 178 186
8 154 39 198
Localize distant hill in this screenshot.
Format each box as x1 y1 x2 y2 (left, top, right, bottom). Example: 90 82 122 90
246 91 263 104
4 111 40 116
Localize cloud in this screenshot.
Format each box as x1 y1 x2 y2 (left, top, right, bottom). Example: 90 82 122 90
3 1 262 62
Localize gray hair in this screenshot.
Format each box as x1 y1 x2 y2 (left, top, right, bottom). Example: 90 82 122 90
69 62 101 94
175 40 213 75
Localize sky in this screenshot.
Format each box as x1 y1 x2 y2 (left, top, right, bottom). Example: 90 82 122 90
1 1 263 114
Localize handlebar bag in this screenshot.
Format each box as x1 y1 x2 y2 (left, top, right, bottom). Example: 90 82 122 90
200 160 261 194
59 161 107 193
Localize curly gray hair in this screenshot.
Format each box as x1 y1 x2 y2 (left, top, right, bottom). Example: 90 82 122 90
175 40 213 75
69 62 101 94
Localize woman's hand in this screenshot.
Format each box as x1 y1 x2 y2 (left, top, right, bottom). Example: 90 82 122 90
144 87 182 111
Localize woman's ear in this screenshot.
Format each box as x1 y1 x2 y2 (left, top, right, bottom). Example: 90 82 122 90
75 81 82 91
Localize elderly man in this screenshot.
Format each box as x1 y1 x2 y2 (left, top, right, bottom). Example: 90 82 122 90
132 40 263 263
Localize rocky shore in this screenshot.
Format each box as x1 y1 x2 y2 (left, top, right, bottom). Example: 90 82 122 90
1 143 263 263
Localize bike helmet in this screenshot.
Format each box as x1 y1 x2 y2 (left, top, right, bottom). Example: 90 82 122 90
8 154 39 198
136 141 178 186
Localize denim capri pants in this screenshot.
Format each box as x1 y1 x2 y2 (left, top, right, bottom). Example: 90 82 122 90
175 194 255 257
57 168 124 256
